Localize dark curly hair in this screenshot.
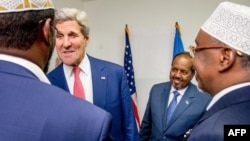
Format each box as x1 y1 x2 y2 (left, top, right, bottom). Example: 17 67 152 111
0 9 54 50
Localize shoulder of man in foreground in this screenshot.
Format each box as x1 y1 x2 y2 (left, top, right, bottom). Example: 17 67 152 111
41 84 113 141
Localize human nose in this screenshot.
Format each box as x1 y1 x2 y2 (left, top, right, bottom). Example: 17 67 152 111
174 71 182 78
62 37 71 48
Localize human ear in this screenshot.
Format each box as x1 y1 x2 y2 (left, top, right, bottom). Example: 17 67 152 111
41 18 52 47
218 48 235 72
84 35 90 46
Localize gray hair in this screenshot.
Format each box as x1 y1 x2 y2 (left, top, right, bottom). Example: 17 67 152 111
55 8 90 37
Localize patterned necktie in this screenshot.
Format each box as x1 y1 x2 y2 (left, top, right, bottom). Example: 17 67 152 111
73 67 85 99
166 91 180 125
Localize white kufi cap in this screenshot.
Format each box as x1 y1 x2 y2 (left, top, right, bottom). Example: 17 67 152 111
0 0 54 13
201 2 250 55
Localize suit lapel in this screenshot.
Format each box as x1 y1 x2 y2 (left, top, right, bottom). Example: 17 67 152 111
160 84 171 130
164 84 195 132
89 56 107 107
53 64 70 92
169 85 195 125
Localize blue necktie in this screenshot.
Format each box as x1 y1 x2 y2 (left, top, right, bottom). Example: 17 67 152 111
166 91 180 125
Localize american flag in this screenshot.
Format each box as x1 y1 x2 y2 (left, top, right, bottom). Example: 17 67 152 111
124 24 140 129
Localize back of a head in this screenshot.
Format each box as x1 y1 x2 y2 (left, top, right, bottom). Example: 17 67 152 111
55 8 90 37
0 0 55 50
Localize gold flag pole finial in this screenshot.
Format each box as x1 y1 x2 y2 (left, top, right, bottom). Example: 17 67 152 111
175 22 181 36
125 24 130 38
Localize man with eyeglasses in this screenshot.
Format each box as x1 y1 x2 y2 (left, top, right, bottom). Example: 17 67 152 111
186 2 250 141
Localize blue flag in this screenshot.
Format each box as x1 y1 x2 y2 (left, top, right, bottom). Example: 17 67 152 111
173 22 184 58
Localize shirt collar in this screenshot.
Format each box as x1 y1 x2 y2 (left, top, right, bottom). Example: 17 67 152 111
0 54 51 84
170 85 188 96
64 53 91 77
206 82 250 110
78 54 90 75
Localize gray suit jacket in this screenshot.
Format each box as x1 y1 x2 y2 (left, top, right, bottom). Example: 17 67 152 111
139 82 211 141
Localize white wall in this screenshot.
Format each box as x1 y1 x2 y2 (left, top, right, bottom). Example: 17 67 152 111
50 0 250 119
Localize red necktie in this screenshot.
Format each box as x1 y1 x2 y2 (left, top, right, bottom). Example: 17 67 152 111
73 67 85 99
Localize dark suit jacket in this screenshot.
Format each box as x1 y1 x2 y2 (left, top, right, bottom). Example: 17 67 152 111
139 82 211 141
0 60 112 141
47 55 139 141
186 85 250 141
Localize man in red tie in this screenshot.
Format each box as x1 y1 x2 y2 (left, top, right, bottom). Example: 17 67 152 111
0 0 112 140
47 8 139 141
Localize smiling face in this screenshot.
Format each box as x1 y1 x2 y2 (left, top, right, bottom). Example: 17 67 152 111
192 30 224 94
55 20 89 66
170 54 194 90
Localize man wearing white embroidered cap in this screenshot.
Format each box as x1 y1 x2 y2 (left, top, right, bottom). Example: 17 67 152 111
0 0 112 140
187 1 250 141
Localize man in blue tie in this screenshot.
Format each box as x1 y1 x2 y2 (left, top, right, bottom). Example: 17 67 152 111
139 52 211 141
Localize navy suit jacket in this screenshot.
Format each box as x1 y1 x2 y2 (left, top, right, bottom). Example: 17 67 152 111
139 82 211 141
186 85 250 141
47 55 139 141
0 60 112 141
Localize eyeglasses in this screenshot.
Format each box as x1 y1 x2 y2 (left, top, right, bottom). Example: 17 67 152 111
189 45 226 57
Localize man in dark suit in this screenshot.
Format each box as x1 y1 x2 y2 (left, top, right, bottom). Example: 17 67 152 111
0 0 112 140
47 8 139 141
186 2 250 141
139 52 211 141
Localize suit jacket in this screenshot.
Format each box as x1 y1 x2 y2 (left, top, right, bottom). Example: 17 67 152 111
47 55 139 141
139 82 211 141
186 85 250 141
0 60 112 141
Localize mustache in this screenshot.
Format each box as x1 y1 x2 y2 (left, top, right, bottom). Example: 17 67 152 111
173 77 182 81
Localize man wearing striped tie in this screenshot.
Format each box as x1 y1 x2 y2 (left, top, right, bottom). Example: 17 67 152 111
139 52 211 141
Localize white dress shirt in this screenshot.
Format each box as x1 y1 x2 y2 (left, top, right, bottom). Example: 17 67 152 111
63 54 93 103
168 86 188 107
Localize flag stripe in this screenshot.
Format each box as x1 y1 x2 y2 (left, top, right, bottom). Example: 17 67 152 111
124 25 140 129
131 93 140 129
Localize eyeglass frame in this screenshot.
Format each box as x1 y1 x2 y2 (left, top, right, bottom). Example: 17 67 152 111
189 45 245 58
189 45 230 57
